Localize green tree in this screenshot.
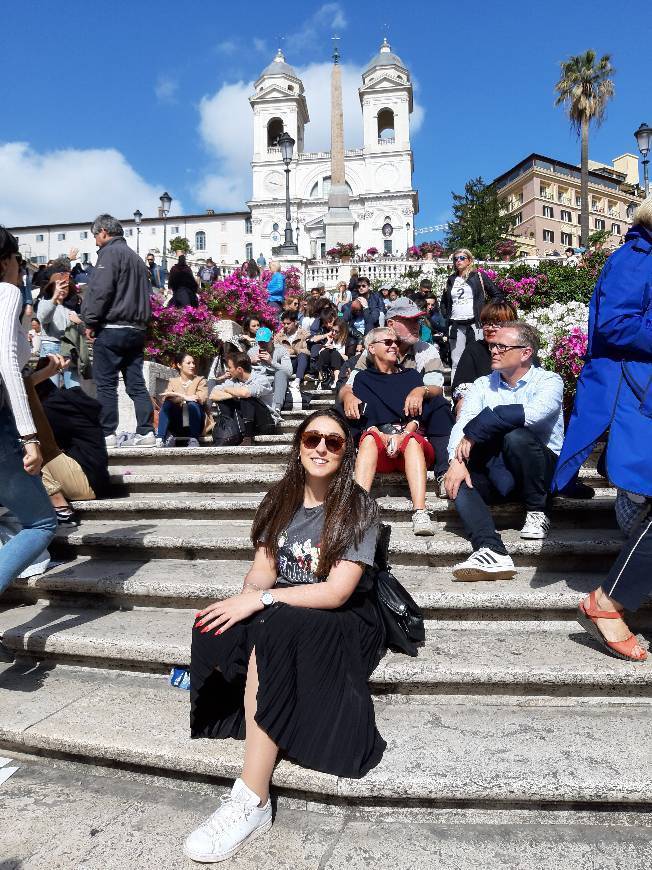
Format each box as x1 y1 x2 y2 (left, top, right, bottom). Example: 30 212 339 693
554 50 615 248
168 236 192 255
444 177 514 259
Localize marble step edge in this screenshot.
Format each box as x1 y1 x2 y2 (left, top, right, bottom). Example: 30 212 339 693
0 668 649 806
1 605 650 692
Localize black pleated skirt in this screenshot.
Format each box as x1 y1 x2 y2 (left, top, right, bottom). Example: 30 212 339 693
189 591 386 779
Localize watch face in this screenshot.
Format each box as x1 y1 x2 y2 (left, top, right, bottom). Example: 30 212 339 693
265 171 284 195
261 591 274 606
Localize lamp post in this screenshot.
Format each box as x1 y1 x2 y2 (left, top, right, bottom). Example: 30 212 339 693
634 122 651 198
159 191 172 272
278 132 298 255
133 209 142 256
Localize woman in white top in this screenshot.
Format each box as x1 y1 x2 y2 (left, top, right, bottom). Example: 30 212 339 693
37 269 82 387
0 229 57 601
440 248 502 379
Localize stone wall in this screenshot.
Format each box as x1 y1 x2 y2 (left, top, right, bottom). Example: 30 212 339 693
118 361 175 434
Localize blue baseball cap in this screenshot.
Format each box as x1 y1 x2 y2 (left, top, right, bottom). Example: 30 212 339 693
255 326 273 343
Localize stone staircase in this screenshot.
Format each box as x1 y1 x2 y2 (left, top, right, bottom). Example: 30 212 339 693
1 389 651 853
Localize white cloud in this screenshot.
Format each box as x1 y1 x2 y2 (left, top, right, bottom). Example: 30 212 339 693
1 142 183 227
194 59 425 212
155 75 179 104
287 3 348 51
215 39 237 55
253 37 267 54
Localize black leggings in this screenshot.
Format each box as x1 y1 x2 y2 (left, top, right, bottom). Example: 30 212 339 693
316 348 344 376
605 509 652 611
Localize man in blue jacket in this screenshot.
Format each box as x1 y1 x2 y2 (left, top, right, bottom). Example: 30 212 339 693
444 322 564 580
551 203 652 662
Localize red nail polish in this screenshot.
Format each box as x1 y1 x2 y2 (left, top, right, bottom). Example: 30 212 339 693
200 626 210 633
216 629 223 635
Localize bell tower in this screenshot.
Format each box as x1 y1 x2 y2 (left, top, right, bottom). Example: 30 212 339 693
359 38 413 154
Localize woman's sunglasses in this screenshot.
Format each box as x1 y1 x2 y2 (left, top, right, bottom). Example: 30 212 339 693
453 255 469 262
370 338 399 348
300 430 346 453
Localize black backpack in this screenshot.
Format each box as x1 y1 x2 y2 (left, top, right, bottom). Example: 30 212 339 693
211 407 245 446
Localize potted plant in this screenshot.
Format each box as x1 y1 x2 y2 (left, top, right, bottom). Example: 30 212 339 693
495 239 517 261
407 245 421 260
366 246 379 258
168 236 192 256
419 241 444 260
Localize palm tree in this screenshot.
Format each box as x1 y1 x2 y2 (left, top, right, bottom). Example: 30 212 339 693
555 50 615 248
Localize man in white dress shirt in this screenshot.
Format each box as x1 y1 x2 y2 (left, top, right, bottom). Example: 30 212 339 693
444 322 564 580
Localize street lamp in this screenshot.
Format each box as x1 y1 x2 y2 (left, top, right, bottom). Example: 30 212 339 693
278 132 298 255
133 209 142 256
159 191 172 271
634 122 652 197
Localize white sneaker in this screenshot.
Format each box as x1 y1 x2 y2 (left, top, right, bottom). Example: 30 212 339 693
452 548 516 581
184 778 272 863
131 431 156 447
187 437 200 448
104 433 117 448
520 511 551 540
412 509 434 536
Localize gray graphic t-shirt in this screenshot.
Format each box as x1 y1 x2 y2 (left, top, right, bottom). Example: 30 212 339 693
276 504 378 591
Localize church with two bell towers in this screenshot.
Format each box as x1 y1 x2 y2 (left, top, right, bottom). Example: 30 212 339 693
248 39 419 260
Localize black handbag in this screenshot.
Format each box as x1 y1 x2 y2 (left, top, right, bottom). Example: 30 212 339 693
211 406 245 446
373 524 425 657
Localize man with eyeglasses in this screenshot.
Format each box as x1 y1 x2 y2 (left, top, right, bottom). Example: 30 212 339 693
444 322 564 580
341 277 385 333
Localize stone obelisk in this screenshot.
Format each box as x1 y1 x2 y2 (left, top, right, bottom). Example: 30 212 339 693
324 39 355 249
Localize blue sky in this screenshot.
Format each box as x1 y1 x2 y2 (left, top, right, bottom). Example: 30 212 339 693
2 0 650 237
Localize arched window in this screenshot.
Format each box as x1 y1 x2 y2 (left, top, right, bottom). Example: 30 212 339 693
309 176 353 199
244 217 252 234
267 117 284 147
195 231 206 251
377 108 395 142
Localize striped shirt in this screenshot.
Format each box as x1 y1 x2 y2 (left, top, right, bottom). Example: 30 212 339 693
0 282 36 436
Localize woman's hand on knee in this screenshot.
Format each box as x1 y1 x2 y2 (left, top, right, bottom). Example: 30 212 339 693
195 593 264 635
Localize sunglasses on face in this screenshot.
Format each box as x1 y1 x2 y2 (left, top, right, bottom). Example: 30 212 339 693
300 430 346 452
370 338 399 348
453 255 468 262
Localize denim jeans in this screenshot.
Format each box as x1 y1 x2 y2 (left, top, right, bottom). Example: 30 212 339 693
0 405 57 594
157 399 204 439
92 327 154 436
291 353 309 382
40 339 80 388
453 428 558 555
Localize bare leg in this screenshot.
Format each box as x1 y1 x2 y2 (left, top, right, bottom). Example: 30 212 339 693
49 492 71 509
240 648 278 804
354 437 379 492
403 438 427 510
589 586 639 644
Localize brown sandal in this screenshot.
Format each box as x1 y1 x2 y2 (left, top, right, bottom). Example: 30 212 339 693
577 591 648 662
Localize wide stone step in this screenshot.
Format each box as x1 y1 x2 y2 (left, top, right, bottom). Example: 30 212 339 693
1 604 649 696
107 466 609 495
48 519 624 570
108 444 292 467
1 665 649 807
9 557 623 619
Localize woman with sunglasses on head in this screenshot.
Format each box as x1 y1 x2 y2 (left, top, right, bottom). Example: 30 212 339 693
186 408 385 863
451 300 518 418
440 248 502 379
0 228 57 612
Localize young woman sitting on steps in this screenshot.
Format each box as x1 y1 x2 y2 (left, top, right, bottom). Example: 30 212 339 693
185 408 386 863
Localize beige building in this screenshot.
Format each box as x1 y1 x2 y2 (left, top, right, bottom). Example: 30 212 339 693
494 152 645 255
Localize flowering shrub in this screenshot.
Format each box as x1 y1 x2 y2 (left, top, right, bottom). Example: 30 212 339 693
326 242 357 259
366 247 379 256
203 266 282 325
495 239 517 259
522 302 589 396
146 295 223 366
551 327 588 387
407 245 420 259
419 241 445 257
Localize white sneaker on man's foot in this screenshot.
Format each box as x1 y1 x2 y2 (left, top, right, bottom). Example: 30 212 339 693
131 432 156 447
452 548 516 581
187 437 200 448
104 433 117 448
184 778 272 863
412 509 434 536
520 511 551 539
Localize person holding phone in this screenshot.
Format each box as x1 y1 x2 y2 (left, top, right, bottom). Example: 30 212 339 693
156 352 208 448
0 228 57 609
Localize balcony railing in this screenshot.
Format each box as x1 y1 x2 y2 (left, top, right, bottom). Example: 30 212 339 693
540 191 554 200
378 137 395 145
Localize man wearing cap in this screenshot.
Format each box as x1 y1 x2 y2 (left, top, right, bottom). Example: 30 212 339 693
248 326 293 420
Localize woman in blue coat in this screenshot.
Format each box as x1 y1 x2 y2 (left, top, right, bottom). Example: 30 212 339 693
552 200 652 662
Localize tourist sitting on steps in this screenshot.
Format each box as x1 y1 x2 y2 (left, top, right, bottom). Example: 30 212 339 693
186 409 385 863
352 327 437 536
240 315 261 352
273 310 310 385
445 322 564 581
156 353 208 448
209 351 276 445
315 320 350 390
248 326 292 419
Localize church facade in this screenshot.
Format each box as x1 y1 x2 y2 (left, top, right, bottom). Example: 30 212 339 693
248 40 419 260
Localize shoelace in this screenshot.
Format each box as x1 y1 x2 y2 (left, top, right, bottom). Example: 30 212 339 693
203 795 254 837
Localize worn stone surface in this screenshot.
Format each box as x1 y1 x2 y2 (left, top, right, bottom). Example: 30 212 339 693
0 666 649 805
3 753 650 870
1 605 649 690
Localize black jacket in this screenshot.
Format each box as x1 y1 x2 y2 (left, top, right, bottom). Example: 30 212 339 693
451 338 492 394
81 236 151 330
35 381 111 498
440 270 502 327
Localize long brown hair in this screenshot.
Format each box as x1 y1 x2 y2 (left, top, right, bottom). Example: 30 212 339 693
250 408 378 578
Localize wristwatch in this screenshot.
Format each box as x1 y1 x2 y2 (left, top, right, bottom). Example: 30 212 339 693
260 590 275 608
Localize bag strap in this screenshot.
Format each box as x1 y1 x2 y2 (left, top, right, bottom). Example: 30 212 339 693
477 270 486 298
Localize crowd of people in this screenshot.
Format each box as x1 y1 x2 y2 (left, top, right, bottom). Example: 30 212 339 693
1 199 651 864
